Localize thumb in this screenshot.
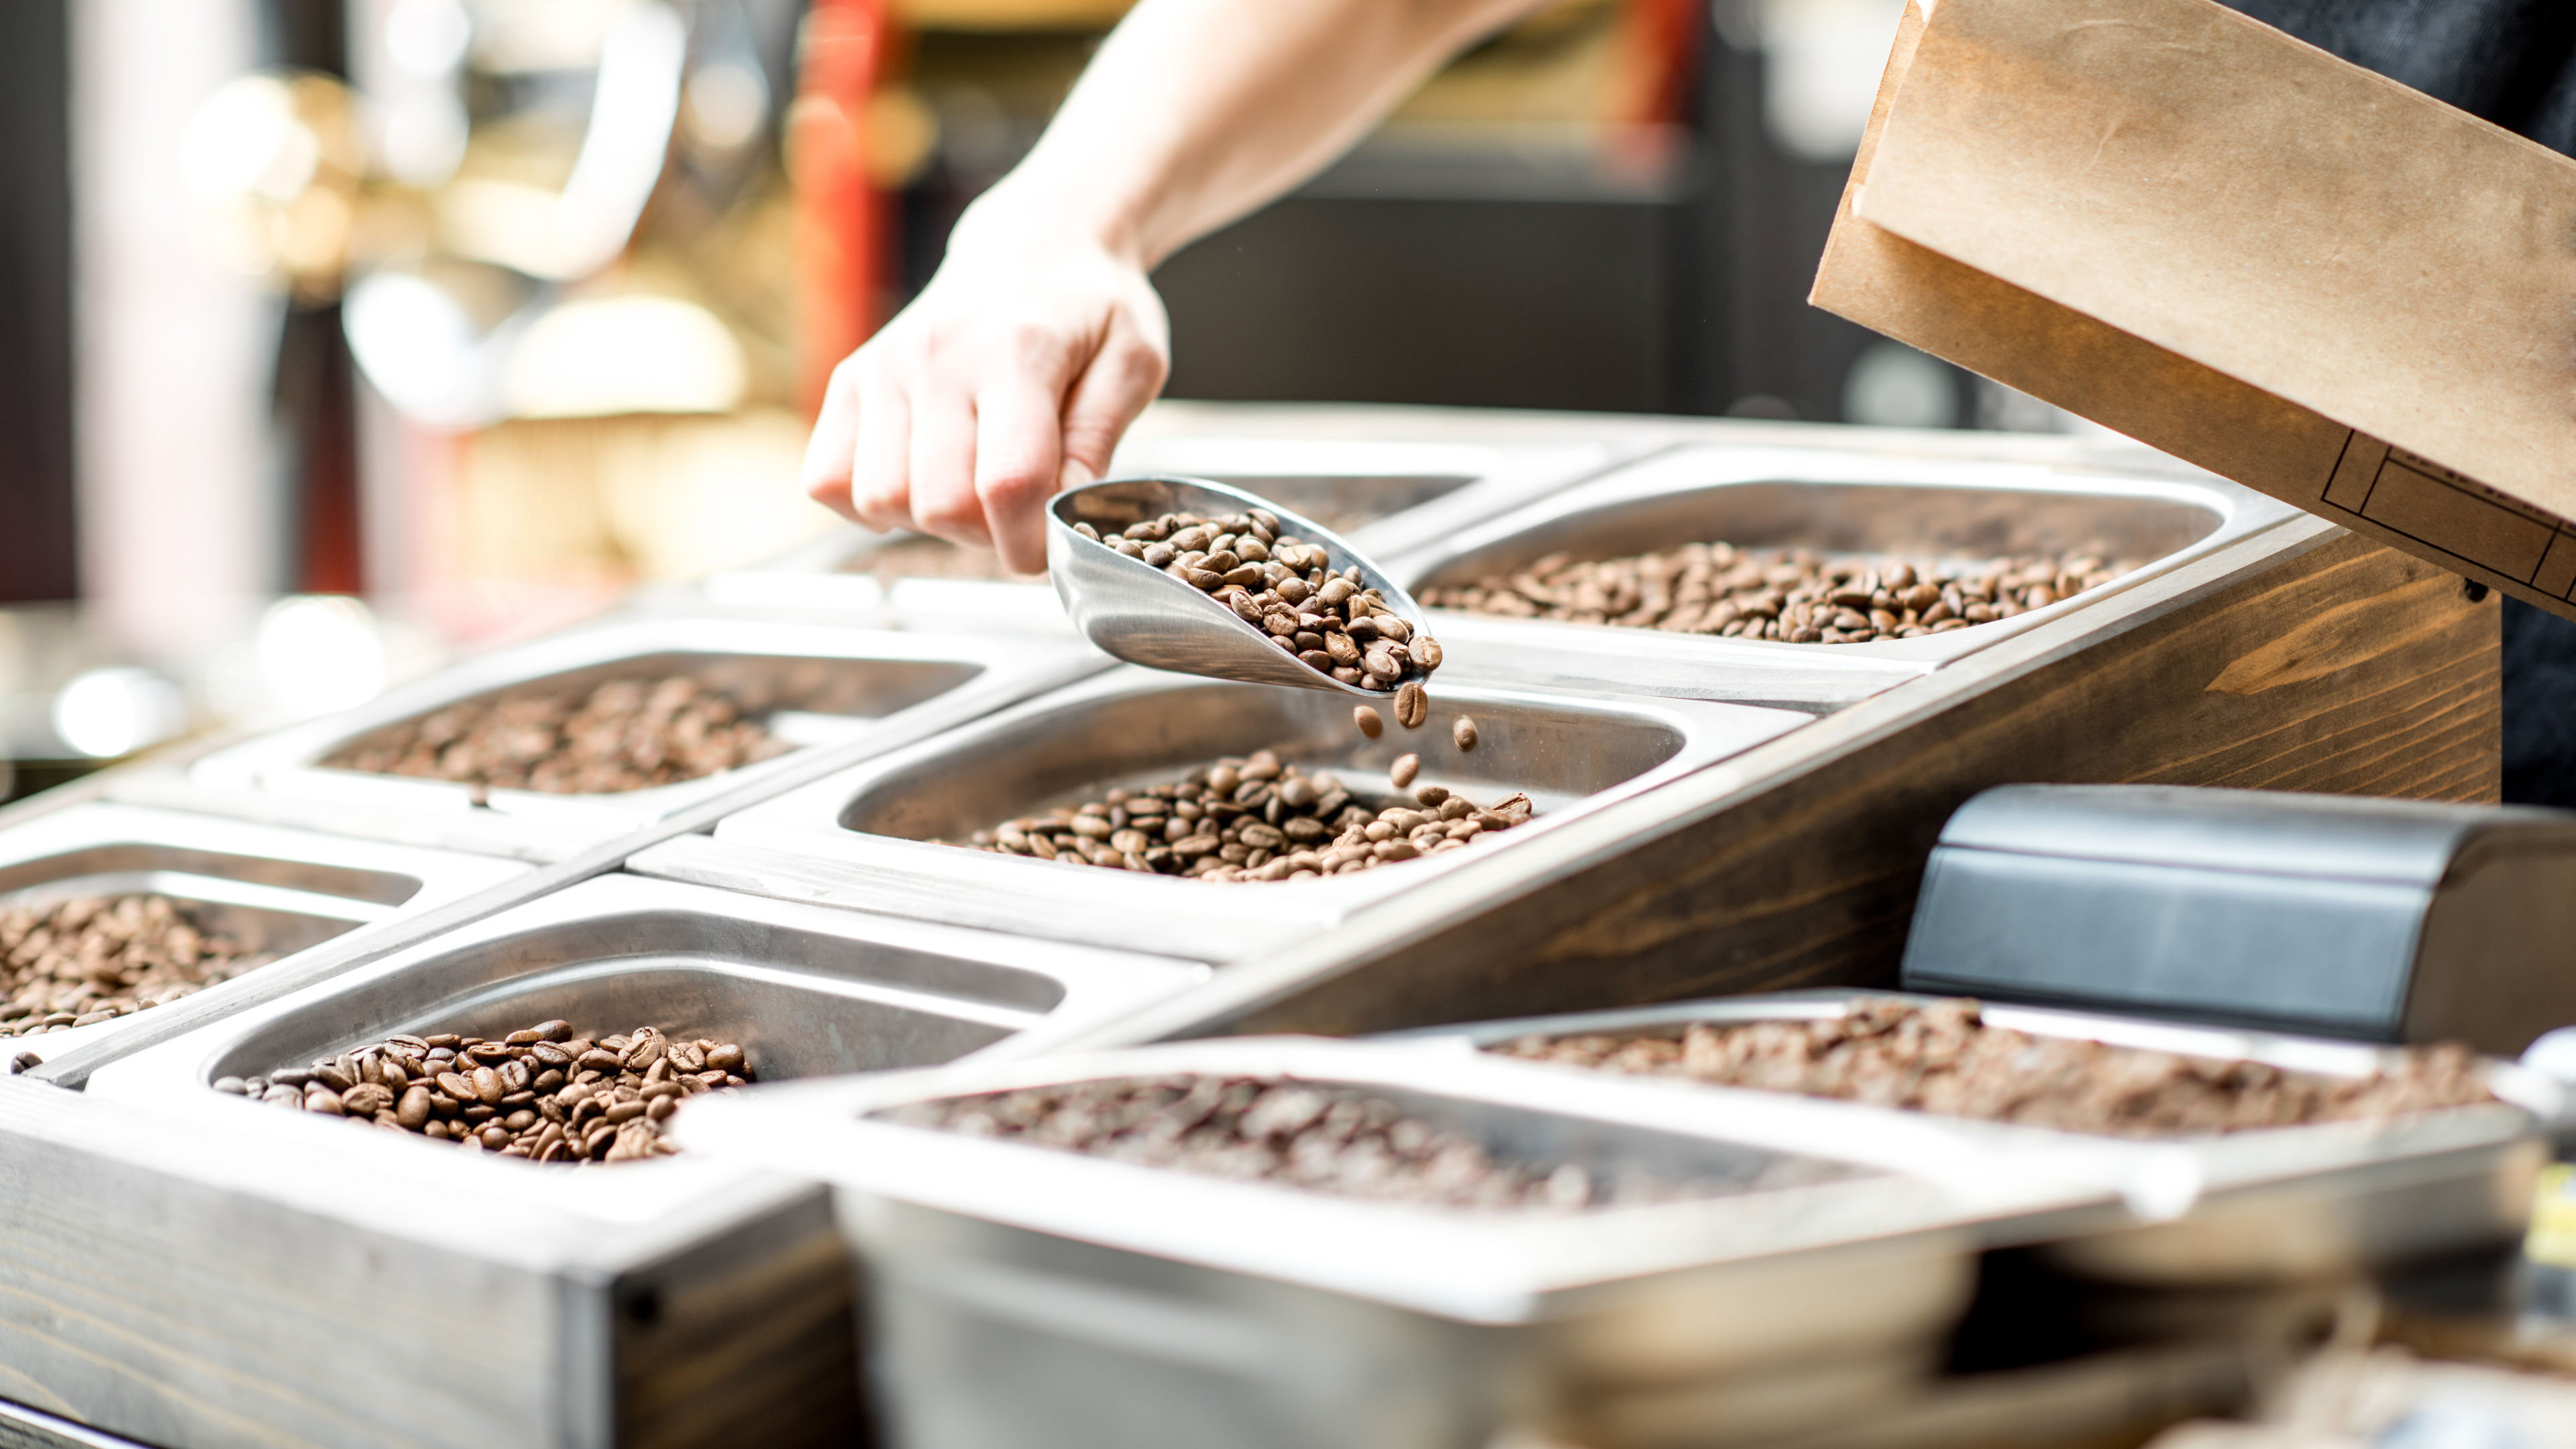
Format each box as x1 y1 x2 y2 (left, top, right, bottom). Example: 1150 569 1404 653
1058 329 1169 490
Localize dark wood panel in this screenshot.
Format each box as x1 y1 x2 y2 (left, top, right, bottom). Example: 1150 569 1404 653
0 0 75 603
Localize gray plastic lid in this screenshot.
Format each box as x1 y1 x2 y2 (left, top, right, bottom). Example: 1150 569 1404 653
1935 784 2573 885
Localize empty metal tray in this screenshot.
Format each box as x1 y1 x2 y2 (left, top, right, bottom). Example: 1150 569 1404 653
0 802 527 1065
634 667 1809 961
184 618 1110 859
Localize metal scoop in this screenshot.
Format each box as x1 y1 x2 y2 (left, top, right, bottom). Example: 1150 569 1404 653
1046 476 1438 696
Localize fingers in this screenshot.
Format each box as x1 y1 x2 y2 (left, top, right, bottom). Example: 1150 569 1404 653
800 357 865 520
847 364 914 536
906 378 985 549
1059 321 1171 492
975 371 1067 575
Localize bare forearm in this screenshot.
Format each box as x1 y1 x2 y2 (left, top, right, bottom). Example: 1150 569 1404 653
963 0 1542 266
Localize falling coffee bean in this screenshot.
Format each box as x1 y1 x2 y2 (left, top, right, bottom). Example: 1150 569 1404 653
1353 706 1383 739
1389 753 1420 790
1453 716 1479 752
1394 682 1428 730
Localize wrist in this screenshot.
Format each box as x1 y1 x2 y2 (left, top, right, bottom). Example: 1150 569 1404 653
951 173 1153 272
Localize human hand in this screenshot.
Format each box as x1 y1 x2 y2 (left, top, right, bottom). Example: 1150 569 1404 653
800 195 1172 575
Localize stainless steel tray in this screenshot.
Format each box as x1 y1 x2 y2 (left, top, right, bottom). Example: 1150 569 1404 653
1383 442 2307 696
672 1036 2110 1449
0 802 527 1065
26 877 1201 1448
87 873 1206 1110
183 619 1109 860
635 667 1810 961
704 429 1638 623
1403 991 2561 1287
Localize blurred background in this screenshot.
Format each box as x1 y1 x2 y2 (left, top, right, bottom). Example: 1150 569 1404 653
0 0 2072 802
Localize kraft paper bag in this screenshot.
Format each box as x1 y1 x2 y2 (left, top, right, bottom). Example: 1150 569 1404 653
1813 0 2576 617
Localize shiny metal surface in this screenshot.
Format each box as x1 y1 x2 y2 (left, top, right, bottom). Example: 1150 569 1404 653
674 1036 2107 1449
698 422 1638 620
1385 443 2306 680
643 667 1808 961
182 618 1108 859
89 873 1205 1114
1045 475 1435 696
0 804 526 1062
1408 991 2561 1287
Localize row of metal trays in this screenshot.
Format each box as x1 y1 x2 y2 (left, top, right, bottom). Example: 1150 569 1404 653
0 416 2354 1448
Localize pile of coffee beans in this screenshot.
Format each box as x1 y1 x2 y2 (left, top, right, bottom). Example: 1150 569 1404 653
326 675 790 797
1 894 271 1039
1074 506 1441 726
948 749 1532 881
1419 543 2133 644
221 1020 751 1163
885 1073 1743 1212
1490 998 2498 1136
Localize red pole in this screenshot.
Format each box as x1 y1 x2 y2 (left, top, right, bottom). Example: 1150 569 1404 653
792 0 887 419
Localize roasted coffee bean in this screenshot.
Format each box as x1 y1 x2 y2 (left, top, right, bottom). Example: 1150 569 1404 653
1452 716 1479 752
1489 998 2498 1136
322 676 790 796
1354 706 1384 739
0 894 274 1039
887 1073 1831 1212
1393 682 1428 730
244 1022 749 1163
942 751 1532 882
1389 754 1420 790
1081 508 1440 701
1420 544 2133 643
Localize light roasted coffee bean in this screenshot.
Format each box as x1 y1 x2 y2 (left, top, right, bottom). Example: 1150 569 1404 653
1490 997 2497 1137
1452 716 1479 752
1389 753 1420 790
888 1073 1835 1212
945 750 1533 882
241 1020 751 1164
1354 705 1383 739
1421 544 2134 644
0 894 273 1039
1081 508 1440 702
324 676 790 798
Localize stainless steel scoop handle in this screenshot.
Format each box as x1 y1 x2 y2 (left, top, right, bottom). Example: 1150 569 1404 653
1046 476 1436 696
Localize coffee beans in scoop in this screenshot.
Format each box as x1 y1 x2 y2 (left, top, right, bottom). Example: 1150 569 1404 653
1072 508 1442 714
1420 544 2133 643
220 1020 751 1163
1 894 272 1038
326 675 791 798
950 749 1532 881
1490 998 2497 1137
883 1074 1799 1212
